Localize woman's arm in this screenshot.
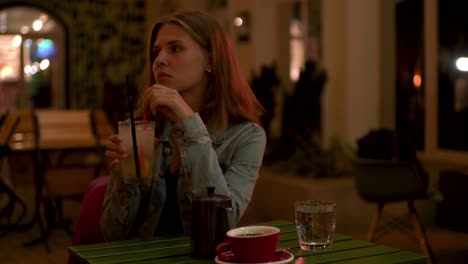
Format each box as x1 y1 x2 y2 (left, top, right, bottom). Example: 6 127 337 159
174 114 266 222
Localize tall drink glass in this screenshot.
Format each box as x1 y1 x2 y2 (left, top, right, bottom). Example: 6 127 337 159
118 120 155 185
295 200 336 251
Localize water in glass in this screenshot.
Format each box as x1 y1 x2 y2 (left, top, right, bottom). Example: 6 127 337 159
295 201 336 250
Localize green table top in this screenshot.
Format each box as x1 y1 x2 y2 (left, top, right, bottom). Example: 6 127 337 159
68 220 427 264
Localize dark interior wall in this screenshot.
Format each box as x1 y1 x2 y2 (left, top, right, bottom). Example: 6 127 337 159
0 0 148 121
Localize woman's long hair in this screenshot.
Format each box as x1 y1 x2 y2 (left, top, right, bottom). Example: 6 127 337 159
147 11 264 132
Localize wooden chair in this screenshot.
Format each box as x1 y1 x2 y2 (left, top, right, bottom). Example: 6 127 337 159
35 109 105 234
338 137 435 263
0 112 20 147
5 109 37 151
4 109 54 250
0 111 27 237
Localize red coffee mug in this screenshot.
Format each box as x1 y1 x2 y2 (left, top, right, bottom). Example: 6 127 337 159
216 226 280 263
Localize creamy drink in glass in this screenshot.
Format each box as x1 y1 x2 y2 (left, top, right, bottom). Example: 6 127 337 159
118 120 155 185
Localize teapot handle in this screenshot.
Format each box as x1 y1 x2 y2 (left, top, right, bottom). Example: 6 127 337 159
225 207 235 230
218 206 235 230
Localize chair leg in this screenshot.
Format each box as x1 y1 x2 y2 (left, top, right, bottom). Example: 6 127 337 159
55 197 73 236
408 201 435 264
367 204 383 241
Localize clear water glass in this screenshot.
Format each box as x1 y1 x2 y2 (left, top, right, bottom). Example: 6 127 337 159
295 200 336 251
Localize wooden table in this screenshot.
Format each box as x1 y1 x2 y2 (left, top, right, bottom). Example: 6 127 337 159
68 220 427 264
5 109 112 250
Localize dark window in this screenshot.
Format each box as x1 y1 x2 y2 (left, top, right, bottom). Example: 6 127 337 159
437 1 468 151
396 0 425 150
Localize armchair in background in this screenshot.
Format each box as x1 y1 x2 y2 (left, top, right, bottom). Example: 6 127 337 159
338 136 434 263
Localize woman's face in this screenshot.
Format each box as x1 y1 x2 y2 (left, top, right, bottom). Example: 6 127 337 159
152 23 210 97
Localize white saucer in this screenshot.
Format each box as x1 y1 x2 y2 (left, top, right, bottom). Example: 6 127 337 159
215 251 294 264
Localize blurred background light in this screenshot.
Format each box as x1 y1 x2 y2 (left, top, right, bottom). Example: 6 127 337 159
20 25 30 34
39 59 50 70
25 38 32 47
36 39 56 58
455 57 468 72
32 19 42 31
12 34 22 47
0 65 13 78
30 64 38 74
39 14 48 22
413 73 422 89
24 65 32 75
233 17 243 27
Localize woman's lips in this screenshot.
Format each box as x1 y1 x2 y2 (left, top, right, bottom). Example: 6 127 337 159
156 73 171 83
157 72 171 80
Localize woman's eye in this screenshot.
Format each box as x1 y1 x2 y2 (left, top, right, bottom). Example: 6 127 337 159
152 48 160 58
170 45 182 53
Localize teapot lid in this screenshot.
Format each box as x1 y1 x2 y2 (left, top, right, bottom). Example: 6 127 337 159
194 186 231 205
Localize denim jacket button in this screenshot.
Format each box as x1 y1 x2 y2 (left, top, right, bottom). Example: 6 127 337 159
163 146 172 155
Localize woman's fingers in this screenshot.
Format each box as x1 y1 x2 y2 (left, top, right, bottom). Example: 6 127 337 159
108 159 121 170
144 85 165 116
144 84 194 122
104 149 127 160
104 135 127 168
105 134 122 146
105 135 125 151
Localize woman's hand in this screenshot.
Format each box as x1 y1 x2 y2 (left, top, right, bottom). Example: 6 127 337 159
104 135 127 171
104 135 162 172
143 84 194 123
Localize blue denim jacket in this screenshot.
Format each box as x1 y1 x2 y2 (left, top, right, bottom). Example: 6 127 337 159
101 113 266 241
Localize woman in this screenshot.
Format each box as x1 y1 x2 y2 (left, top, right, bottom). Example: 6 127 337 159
101 11 266 241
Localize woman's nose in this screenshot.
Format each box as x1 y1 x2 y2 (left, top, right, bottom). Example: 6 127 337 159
155 53 168 67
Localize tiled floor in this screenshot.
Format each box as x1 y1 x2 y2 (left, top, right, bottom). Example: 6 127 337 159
1 163 468 263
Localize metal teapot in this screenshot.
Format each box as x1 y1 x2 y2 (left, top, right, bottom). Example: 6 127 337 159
189 186 234 259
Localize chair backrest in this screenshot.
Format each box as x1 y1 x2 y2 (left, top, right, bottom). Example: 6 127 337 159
35 109 98 149
338 137 427 203
0 112 20 147
71 175 109 246
35 109 105 197
0 112 28 228
6 109 36 151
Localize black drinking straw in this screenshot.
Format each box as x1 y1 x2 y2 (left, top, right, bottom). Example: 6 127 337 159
126 75 141 179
